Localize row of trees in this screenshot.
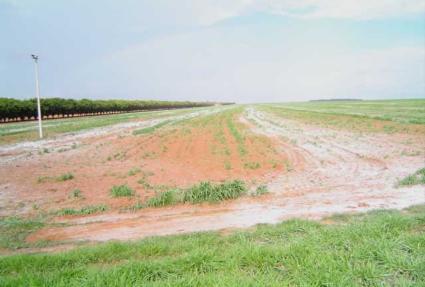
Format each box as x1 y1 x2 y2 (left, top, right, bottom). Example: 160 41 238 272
0 98 217 122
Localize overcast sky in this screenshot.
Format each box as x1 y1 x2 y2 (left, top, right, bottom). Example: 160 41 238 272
1 0 424 103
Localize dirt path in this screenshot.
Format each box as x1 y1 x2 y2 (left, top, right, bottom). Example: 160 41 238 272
25 107 425 245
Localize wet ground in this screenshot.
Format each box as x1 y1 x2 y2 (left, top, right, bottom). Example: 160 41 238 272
1 106 424 250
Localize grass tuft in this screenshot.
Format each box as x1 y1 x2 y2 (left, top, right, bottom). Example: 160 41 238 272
145 189 180 207
37 172 75 183
127 167 141 176
57 173 74 181
397 167 425 187
244 162 260 170
254 185 268 196
183 180 246 203
110 185 135 197
56 205 108 216
69 189 82 199
142 180 247 209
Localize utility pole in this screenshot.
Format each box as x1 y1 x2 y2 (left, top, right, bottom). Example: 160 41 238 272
31 54 43 138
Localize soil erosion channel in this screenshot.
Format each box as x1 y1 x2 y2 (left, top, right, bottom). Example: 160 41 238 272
1 106 424 246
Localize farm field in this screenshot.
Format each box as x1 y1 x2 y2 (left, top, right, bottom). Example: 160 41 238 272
0 100 424 285
0 106 209 145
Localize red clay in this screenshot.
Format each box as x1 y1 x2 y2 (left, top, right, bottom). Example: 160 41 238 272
1 107 424 252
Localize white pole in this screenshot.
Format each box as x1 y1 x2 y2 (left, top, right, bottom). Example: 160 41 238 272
32 55 43 138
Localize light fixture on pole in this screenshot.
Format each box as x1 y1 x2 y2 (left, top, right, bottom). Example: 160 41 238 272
31 54 43 139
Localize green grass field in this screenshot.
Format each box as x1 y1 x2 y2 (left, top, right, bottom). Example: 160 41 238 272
268 99 425 124
260 99 425 134
0 205 424 286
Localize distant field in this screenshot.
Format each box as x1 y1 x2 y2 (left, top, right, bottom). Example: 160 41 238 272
261 99 425 134
0 107 205 145
2 100 424 145
267 99 425 124
0 205 424 286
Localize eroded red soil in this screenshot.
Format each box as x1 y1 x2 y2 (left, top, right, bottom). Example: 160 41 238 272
1 106 424 251
0 108 287 217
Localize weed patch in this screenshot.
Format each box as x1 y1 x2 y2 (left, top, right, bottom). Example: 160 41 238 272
56 205 108 216
183 180 246 203
145 189 180 207
397 168 425 187
127 167 141 176
69 189 82 199
37 173 74 183
254 185 268 196
57 173 74 182
244 162 260 170
141 180 247 208
110 185 135 197
0 216 45 250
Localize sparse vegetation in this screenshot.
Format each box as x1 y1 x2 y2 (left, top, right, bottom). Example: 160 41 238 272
227 115 247 156
397 168 425 187
56 205 108 216
37 172 74 183
133 120 171 135
254 184 268 196
110 185 134 197
57 173 74 182
0 106 202 144
69 189 82 199
0 216 45 250
127 167 141 176
244 161 260 170
284 159 293 172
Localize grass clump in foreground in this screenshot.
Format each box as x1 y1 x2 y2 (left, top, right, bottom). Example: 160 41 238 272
110 185 134 197
144 180 246 208
1 205 424 286
398 167 425 187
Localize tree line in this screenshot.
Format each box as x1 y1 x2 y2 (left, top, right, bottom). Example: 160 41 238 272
0 98 220 122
